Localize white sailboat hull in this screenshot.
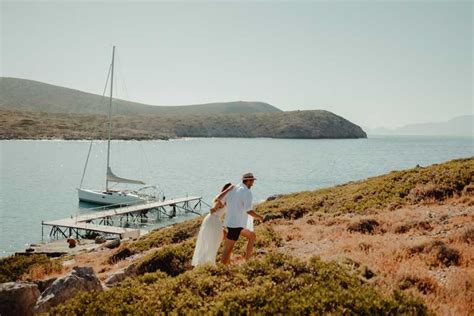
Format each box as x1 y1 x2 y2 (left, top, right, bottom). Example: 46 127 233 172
78 188 144 206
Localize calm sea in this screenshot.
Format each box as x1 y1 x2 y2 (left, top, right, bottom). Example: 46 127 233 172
1 136 473 257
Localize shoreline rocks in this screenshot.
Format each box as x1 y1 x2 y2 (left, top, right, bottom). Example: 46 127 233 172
0 282 40 316
33 266 102 313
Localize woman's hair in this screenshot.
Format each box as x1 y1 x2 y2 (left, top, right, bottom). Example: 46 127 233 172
221 182 232 192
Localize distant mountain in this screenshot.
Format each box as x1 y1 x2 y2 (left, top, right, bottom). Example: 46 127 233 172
0 77 281 116
366 115 473 137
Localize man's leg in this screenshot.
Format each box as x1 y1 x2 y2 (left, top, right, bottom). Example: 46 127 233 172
221 238 236 265
240 229 256 260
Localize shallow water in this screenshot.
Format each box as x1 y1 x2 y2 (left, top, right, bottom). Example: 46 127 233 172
0 136 472 257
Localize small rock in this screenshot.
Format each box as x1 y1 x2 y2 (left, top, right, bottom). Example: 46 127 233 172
105 270 127 287
124 263 137 276
266 194 283 201
0 282 40 316
62 259 76 267
95 236 106 244
104 239 120 249
105 263 137 287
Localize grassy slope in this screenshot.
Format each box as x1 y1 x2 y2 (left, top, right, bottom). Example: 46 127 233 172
3 158 472 314
257 157 473 218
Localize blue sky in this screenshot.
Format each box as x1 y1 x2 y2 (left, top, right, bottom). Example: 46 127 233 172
1 1 472 128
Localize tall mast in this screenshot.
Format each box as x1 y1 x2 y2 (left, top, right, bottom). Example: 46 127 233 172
106 46 115 191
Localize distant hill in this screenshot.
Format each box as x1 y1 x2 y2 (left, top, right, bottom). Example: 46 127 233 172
0 77 367 140
0 77 281 116
366 115 473 137
0 109 367 140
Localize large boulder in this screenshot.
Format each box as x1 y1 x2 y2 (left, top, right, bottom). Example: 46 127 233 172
0 282 40 316
33 266 102 313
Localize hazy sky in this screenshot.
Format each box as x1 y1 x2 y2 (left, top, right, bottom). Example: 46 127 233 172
1 1 472 128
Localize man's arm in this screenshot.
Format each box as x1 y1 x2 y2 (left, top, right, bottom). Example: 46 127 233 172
247 210 263 222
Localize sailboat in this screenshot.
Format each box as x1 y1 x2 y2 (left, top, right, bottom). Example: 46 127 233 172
77 46 159 206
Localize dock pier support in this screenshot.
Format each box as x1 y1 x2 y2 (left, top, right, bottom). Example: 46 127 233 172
42 196 203 240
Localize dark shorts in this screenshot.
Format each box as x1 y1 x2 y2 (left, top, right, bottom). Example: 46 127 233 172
226 227 244 241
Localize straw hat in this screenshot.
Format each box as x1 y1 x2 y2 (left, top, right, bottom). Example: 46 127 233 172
242 172 257 181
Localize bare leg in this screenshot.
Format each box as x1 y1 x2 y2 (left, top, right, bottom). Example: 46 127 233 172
221 238 236 265
240 229 256 261
222 229 227 241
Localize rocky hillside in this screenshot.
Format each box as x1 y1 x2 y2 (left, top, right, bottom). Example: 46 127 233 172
0 109 367 140
1 158 472 314
0 77 367 139
0 77 281 116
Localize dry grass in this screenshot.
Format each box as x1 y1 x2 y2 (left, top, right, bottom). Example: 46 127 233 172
272 199 474 315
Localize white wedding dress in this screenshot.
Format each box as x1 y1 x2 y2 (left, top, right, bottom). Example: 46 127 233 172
192 207 226 266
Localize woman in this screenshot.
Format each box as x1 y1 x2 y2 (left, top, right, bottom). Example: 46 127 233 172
191 183 234 266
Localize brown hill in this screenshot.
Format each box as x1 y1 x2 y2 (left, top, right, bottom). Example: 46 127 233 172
0 108 367 139
0 77 281 116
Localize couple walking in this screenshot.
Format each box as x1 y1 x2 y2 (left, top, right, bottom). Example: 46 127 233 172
192 172 264 266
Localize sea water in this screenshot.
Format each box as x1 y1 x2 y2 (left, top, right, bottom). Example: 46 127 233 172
0 136 472 257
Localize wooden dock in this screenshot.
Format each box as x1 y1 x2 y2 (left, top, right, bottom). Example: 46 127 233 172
42 196 203 240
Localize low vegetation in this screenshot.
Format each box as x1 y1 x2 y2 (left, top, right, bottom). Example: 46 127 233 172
407 240 461 267
108 217 203 263
50 253 427 315
0 254 62 283
3 157 471 314
257 157 473 218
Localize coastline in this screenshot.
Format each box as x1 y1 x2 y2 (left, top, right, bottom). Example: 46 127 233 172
1 157 473 314
0 108 367 140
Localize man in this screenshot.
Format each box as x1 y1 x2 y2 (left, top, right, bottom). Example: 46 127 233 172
221 172 264 265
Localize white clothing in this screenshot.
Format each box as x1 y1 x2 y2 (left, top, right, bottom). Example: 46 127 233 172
246 215 254 232
224 183 253 228
191 207 225 267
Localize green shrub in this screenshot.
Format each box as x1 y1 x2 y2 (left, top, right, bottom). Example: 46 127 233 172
108 217 202 262
0 254 59 282
50 253 427 315
257 157 473 218
347 219 380 234
135 239 196 276
108 246 136 264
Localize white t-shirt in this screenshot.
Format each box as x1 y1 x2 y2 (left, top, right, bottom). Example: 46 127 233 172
223 183 253 228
